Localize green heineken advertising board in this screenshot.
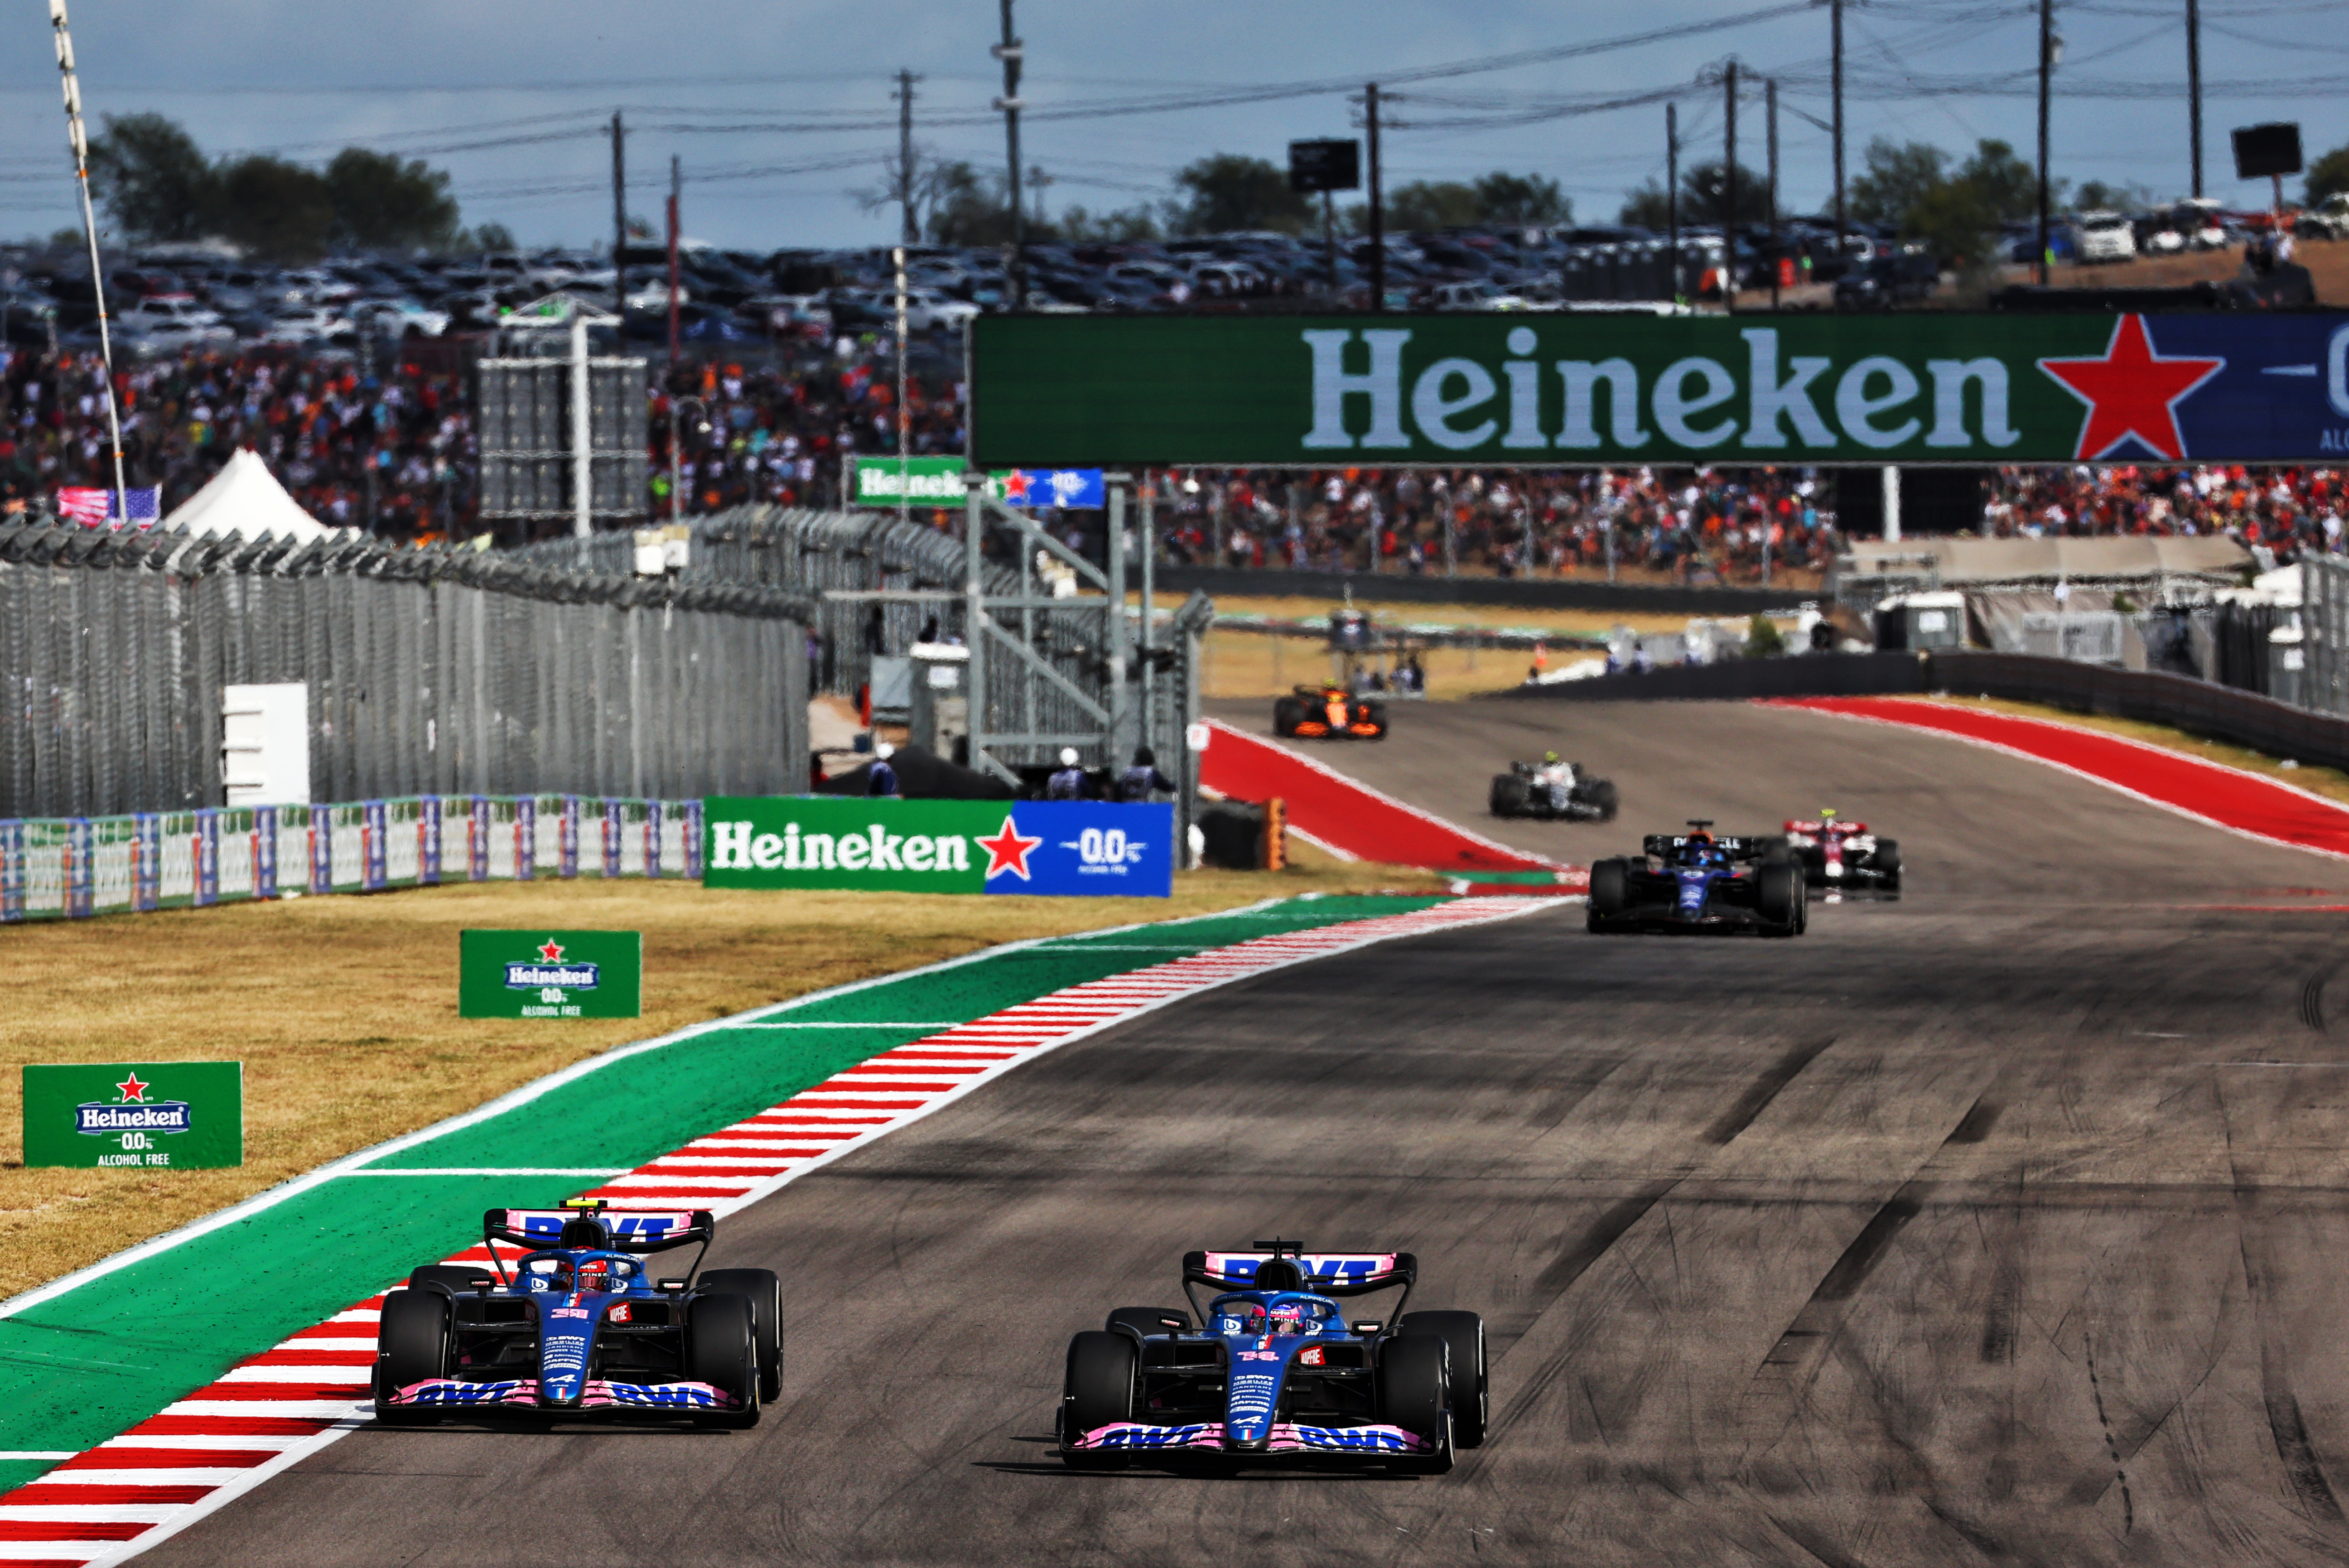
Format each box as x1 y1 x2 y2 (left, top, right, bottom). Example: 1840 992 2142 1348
850 457 1107 507
969 311 2349 467
22 1061 244 1169
704 796 1173 896
459 930 642 1019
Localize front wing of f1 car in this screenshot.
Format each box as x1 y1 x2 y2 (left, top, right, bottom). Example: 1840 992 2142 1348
1070 1420 1435 1456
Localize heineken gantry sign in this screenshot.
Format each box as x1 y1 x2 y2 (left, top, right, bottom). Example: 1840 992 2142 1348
23 1061 244 1169
968 311 2349 467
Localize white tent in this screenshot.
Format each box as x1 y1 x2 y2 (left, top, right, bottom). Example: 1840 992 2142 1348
162 448 338 543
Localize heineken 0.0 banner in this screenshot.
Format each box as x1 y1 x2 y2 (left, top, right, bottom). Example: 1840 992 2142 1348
704 797 1172 897
970 312 2349 467
23 1061 243 1169
852 455 1105 508
460 930 643 1019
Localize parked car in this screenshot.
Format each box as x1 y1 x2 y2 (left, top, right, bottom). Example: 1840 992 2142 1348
2072 210 2137 265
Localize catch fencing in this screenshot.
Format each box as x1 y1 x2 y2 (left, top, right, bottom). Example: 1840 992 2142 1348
0 517 813 820
0 792 699 923
513 506 1204 778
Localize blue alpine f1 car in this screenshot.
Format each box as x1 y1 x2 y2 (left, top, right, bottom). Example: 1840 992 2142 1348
1586 820 1807 937
372 1199 781 1428
1057 1243 1486 1473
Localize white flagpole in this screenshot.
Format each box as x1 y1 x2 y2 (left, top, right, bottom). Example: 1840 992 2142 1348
49 0 130 528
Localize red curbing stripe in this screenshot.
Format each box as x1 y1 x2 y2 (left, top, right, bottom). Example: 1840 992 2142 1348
1768 696 2349 862
120 1416 332 1439
7 1484 217 1506
0 1522 152 1542
58 1451 277 1472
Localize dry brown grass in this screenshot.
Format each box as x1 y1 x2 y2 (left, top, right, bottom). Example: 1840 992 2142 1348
0 849 1442 1298
1923 695 2349 806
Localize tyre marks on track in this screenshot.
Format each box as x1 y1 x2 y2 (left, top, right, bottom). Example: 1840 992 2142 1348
1703 1038 1837 1147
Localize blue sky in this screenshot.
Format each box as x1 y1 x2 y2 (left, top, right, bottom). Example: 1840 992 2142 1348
2 0 2341 249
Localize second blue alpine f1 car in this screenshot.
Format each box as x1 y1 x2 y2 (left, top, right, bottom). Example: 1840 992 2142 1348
1057 1242 1486 1473
372 1199 781 1428
1586 820 1807 936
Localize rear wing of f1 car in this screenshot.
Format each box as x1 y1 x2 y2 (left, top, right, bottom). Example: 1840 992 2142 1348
1183 1248 1417 1296
1642 833 1765 860
483 1206 716 1254
1782 819 1866 836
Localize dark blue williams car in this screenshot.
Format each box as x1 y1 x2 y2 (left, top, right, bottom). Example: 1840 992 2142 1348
1586 820 1808 936
372 1199 781 1428
1058 1244 1486 1474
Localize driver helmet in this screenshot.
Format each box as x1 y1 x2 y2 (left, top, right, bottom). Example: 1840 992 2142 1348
1542 750 1560 764
1266 1301 1311 1336
1684 832 1716 863
576 1257 617 1294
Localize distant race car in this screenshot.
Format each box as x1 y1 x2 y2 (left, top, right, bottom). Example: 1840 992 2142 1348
1490 753 1618 822
1586 820 1807 937
373 1199 780 1428
1769 810 1900 896
1273 684 1388 740
1057 1243 1485 1473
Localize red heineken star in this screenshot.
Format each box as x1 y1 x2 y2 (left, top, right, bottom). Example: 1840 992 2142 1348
115 1072 150 1103
975 816 1044 880
2036 314 2224 462
537 938 565 961
1001 469 1032 505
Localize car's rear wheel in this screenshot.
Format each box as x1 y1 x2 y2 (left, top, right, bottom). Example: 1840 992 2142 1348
1396 1311 1487 1448
1489 774 1529 818
1062 1331 1138 1468
374 1288 449 1424
1587 857 1628 923
1583 778 1620 822
1875 839 1902 891
1377 1334 1455 1474
1273 697 1305 737
1757 861 1804 936
699 1268 783 1403
686 1292 761 1428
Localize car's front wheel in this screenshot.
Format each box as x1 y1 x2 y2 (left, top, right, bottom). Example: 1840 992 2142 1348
1061 1331 1137 1468
686 1292 762 1429
699 1269 784 1403
1396 1311 1487 1448
1377 1334 1455 1474
373 1288 449 1424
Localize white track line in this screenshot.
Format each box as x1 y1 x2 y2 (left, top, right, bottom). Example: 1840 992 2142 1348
23 896 1555 1568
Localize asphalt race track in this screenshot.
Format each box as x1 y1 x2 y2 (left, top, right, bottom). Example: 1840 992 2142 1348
148 699 2349 1567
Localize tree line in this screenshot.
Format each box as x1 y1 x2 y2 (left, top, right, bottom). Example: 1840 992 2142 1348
81 113 490 261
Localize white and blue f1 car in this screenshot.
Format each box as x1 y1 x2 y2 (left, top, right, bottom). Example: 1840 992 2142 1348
372 1199 781 1428
1057 1242 1486 1473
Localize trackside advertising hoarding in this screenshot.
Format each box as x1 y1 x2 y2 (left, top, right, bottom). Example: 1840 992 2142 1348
458 930 644 1019
23 1061 243 1168
968 311 2349 467
851 456 1106 508
703 797 1172 897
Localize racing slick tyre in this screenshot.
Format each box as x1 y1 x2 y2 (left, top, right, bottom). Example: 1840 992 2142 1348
407 1264 492 1295
1396 1311 1487 1448
1757 861 1804 937
1583 778 1620 823
1875 839 1902 892
1489 773 1530 819
1360 702 1389 740
1106 1306 1191 1342
1061 1330 1138 1469
1760 836 1794 867
1272 697 1307 738
1586 856 1629 933
686 1291 762 1429
699 1268 783 1403
373 1288 450 1424
1376 1334 1455 1475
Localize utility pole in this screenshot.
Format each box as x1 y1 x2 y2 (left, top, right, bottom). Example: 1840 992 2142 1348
1831 0 1846 260
894 69 921 246
993 0 1025 309
609 110 626 305
1767 77 1780 309
1723 60 1739 314
47 0 127 526
2036 0 2055 285
1366 82 1384 312
2185 0 2204 199
1666 101 1680 302
667 155 682 367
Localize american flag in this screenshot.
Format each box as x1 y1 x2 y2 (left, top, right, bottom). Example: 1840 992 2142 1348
55 486 162 529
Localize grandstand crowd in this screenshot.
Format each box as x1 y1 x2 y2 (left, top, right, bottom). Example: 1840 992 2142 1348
1 342 2341 583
